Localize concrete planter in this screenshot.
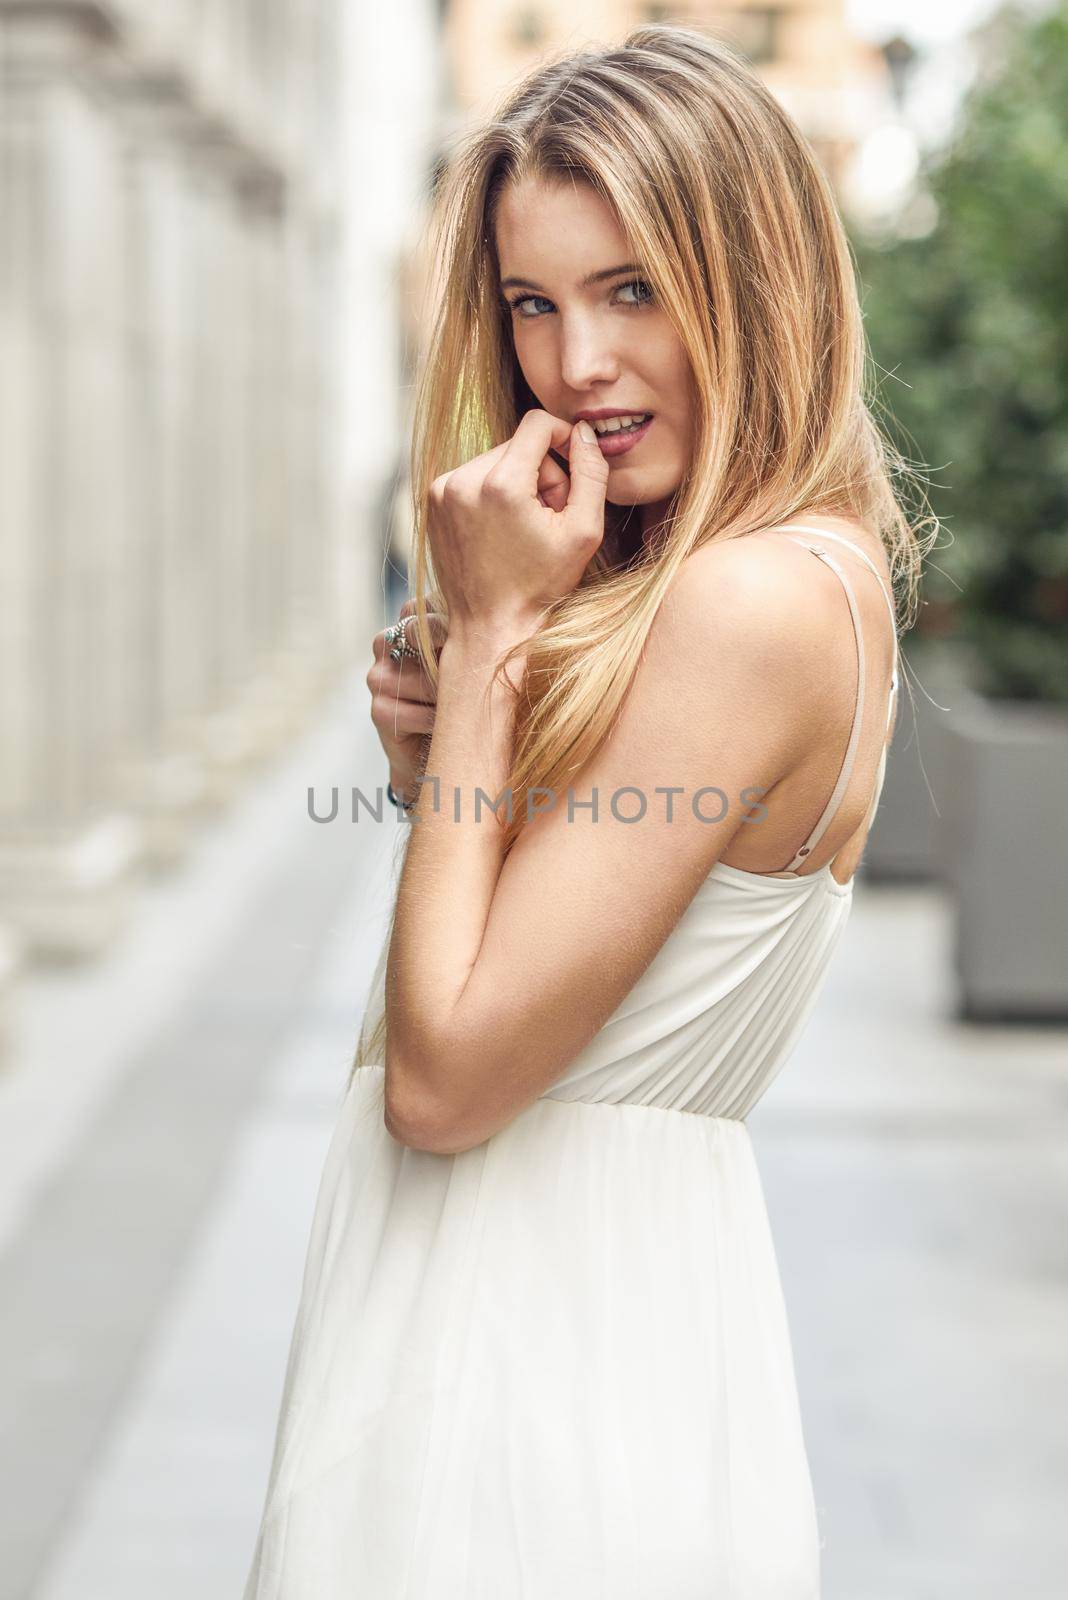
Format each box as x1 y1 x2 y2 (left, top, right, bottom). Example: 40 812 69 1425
937 691 1068 1021
864 640 977 883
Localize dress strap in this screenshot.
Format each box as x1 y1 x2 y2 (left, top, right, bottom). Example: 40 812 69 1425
771 525 900 697
760 525 899 875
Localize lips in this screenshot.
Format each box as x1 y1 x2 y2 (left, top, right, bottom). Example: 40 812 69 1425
588 414 653 458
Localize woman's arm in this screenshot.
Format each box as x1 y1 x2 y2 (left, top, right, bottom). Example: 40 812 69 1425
383 537 826 1154
383 611 535 1139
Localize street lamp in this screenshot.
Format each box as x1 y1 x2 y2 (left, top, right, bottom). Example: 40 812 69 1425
880 33 918 114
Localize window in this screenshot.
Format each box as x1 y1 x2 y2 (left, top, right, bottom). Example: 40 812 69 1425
723 6 783 66
509 7 547 47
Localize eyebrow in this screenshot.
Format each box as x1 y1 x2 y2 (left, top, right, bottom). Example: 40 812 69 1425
498 262 644 293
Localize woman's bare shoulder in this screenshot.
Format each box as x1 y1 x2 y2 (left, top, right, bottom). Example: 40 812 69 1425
743 512 892 582
668 529 841 639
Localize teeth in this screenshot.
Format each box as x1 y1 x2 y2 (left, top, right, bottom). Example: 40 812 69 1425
589 413 649 435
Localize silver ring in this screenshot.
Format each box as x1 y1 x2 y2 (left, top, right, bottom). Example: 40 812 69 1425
385 616 420 663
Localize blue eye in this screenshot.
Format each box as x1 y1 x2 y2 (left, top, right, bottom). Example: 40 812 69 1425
617 278 654 308
509 294 554 319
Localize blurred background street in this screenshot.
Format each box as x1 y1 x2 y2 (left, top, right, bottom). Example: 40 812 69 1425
1 1 1065 1596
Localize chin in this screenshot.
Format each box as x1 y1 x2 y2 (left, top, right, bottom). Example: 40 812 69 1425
607 486 660 506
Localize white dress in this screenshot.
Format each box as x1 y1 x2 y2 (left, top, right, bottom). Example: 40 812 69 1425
242 526 900 1599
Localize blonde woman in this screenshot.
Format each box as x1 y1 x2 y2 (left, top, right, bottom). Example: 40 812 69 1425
243 24 932 1598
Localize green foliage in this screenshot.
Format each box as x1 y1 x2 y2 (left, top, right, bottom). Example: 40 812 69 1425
855 2 1068 701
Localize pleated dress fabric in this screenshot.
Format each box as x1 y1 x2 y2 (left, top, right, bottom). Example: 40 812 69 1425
242 527 898 1600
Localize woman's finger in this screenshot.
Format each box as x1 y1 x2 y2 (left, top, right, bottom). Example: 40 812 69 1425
373 610 449 661
369 694 435 737
487 409 572 498
562 419 610 527
433 440 514 503
367 652 440 702
536 450 571 513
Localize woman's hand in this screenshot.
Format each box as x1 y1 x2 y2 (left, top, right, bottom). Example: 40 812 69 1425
427 411 609 635
366 601 448 804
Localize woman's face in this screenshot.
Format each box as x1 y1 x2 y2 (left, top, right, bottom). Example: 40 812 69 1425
494 176 694 534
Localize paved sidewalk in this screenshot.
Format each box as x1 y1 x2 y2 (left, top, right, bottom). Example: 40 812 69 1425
751 887 1068 1600
0 671 404 1600
1 675 1065 1599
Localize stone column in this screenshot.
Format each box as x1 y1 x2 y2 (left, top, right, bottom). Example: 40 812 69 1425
0 7 143 954
106 84 211 862
0 0 366 977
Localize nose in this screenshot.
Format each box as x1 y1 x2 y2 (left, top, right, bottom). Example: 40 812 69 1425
558 311 620 394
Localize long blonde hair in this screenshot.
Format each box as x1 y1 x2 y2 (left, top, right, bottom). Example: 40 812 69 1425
350 22 936 1089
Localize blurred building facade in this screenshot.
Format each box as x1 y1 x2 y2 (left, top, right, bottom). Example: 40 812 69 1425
0 1 443 1045
343 1 446 618
442 0 887 191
